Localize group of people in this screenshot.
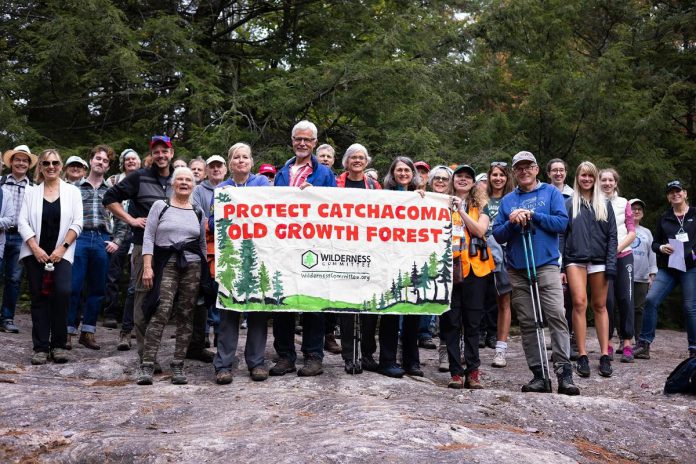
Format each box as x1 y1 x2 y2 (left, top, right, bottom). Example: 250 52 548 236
1 120 694 395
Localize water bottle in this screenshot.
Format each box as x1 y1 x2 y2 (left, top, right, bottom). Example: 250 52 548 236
41 262 55 296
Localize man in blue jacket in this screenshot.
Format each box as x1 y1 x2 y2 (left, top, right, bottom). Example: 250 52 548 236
270 120 336 377
493 151 579 395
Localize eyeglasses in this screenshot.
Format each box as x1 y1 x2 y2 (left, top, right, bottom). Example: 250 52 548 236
41 160 61 167
513 164 537 174
432 176 450 182
550 168 566 173
292 136 316 144
490 161 507 167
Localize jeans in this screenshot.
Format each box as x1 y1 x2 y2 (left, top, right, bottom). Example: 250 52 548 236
639 267 696 350
214 310 268 371
417 315 435 340
273 312 324 362
1 232 24 322
68 231 110 334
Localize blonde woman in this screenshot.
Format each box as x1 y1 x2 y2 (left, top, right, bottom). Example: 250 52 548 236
560 161 617 378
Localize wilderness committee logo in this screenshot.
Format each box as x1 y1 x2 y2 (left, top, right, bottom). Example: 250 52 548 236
301 251 371 269
301 251 319 269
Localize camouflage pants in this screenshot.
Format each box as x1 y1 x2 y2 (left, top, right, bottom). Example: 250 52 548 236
142 260 201 363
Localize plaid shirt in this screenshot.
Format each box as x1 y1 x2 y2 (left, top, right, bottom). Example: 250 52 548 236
76 177 112 233
1 174 33 228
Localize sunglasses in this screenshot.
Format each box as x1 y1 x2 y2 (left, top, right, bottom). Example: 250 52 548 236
41 160 61 167
151 135 171 143
490 161 507 167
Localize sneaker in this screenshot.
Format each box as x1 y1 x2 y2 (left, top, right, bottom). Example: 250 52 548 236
438 345 449 372
51 348 69 364
31 351 49 365
78 332 101 350
418 337 437 349
1 320 19 333
102 317 118 329
377 363 405 378
361 355 378 372
556 364 580 396
137 362 154 385
269 358 296 376
186 348 215 363
607 345 614 361
250 366 269 381
344 360 363 375
404 363 424 377
297 356 324 377
117 332 131 351
448 375 464 389
170 362 188 385
598 355 613 378
576 355 591 378
485 335 497 350
634 341 651 360
465 369 483 389
324 334 342 354
491 349 507 368
620 345 634 363
215 370 233 385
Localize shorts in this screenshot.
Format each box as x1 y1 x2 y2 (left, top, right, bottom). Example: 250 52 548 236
566 262 605 274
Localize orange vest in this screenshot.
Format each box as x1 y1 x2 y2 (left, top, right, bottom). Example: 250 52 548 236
452 206 495 282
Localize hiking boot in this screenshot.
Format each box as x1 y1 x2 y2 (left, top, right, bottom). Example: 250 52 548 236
405 363 424 377
215 370 233 385
492 349 507 368
361 355 378 372
31 351 48 365
170 362 188 385
137 362 154 385
117 332 131 351
448 374 464 389
102 317 118 329
51 348 69 364
250 366 269 381
377 364 405 378
634 341 650 360
418 337 437 349
324 334 342 354
522 367 551 393
620 345 634 363
186 348 215 363
557 364 580 396
0 319 19 333
599 355 613 378
465 369 483 389
269 358 296 376
607 345 614 361
438 345 449 372
576 355 591 377
297 356 324 377
344 360 363 375
79 332 101 350
65 333 74 350
485 335 497 350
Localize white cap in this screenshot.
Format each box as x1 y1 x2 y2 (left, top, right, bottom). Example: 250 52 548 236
511 151 537 167
206 155 226 165
65 155 88 168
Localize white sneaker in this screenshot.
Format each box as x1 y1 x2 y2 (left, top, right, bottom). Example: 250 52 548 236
492 350 507 368
438 345 448 372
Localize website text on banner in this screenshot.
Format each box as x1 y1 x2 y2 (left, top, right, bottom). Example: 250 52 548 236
214 187 453 315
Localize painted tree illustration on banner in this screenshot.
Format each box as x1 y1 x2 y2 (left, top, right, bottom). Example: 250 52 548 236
438 243 453 304
390 279 399 303
272 270 284 306
215 216 239 295
235 239 259 304
396 270 404 301
427 252 439 301
401 271 412 302
410 262 421 303
379 293 386 310
418 262 431 300
258 262 270 305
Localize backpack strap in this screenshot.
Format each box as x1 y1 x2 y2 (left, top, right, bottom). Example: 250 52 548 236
158 198 203 223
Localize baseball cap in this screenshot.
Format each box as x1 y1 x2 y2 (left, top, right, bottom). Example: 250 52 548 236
149 135 172 149
475 173 488 183
452 164 476 178
414 161 431 172
511 151 537 167
259 164 276 175
665 180 684 193
206 155 225 165
629 198 646 209
65 155 88 168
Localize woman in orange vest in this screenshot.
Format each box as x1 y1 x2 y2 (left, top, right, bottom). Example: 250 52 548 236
441 164 495 389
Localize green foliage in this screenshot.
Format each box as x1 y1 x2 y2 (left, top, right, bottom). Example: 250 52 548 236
272 270 284 306
258 262 270 304
235 239 259 303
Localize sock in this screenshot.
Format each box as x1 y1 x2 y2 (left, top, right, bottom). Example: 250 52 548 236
496 341 507 351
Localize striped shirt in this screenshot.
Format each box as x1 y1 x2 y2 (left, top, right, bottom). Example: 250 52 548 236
75 177 112 233
1 174 33 229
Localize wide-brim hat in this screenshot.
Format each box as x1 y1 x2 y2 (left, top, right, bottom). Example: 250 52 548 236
3 145 38 169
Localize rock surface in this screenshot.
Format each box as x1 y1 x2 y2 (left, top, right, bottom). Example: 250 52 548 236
0 313 694 463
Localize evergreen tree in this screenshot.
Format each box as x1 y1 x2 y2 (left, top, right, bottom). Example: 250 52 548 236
215 218 240 294
410 262 421 302
272 270 284 306
401 271 412 303
258 262 271 305
427 252 439 301
379 293 386 310
438 244 453 304
235 239 259 304
418 262 431 301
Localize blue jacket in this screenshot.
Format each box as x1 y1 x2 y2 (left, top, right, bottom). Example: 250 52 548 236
274 155 337 188
207 173 270 231
492 181 569 271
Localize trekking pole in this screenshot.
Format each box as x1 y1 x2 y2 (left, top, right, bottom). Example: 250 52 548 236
521 223 552 392
352 313 362 374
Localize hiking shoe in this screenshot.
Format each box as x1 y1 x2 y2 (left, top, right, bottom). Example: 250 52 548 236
377 364 405 378
102 317 118 329
485 335 497 350
324 334 342 354
31 351 48 365
599 355 613 378
557 364 580 396
465 370 483 389
448 375 464 389
250 366 269 381
607 345 614 361
170 362 188 385
51 348 69 364
634 341 650 360
78 332 100 350
344 360 363 375
137 362 154 385
405 363 424 377
492 349 507 368
269 358 296 376
418 337 437 349
186 348 214 363
438 345 449 372
361 355 378 372
621 345 634 363
297 356 324 377
215 370 233 385
576 355 591 377
522 368 549 393
0 319 19 333
117 332 131 351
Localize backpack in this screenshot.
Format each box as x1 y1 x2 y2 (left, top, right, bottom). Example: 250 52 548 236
664 357 696 395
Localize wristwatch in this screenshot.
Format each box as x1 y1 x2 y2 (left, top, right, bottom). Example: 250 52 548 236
63 242 70 249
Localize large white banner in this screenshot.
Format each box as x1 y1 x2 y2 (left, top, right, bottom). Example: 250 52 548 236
213 187 453 315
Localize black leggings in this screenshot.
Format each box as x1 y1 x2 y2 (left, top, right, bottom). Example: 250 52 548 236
607 254 635 341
